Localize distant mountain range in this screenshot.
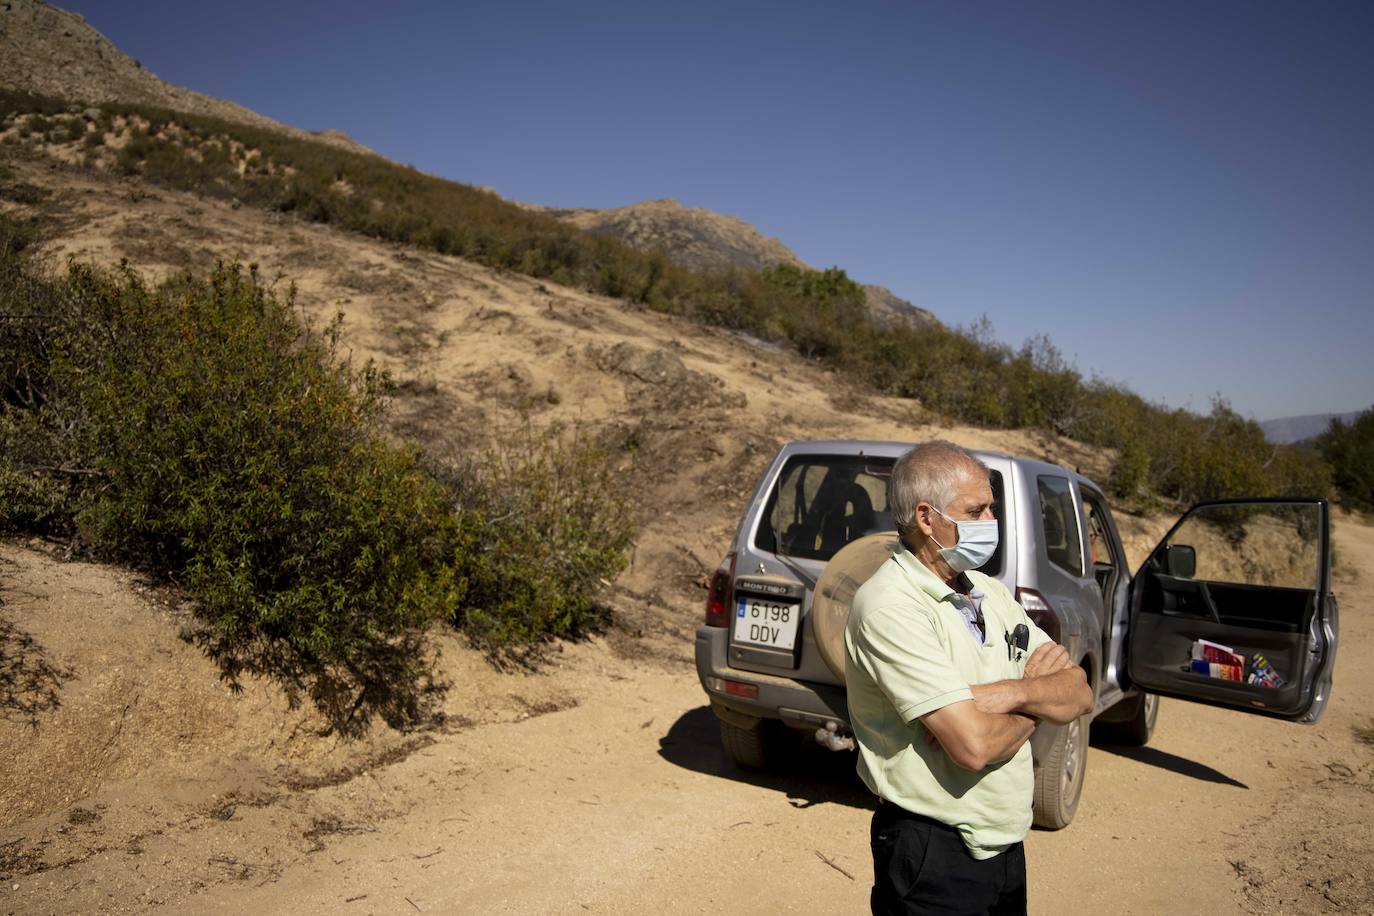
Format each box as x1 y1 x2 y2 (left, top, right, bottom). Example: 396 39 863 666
1260 410 1366 444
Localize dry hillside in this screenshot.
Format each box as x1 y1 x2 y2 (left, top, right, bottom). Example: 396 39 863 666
0 0 374 156
0 118 1167 772
1 137 1150 617
4 0 931 331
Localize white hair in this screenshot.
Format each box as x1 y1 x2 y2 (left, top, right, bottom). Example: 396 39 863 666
889 441 989 541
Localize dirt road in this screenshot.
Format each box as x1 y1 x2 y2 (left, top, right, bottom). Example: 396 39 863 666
5 517 1370 915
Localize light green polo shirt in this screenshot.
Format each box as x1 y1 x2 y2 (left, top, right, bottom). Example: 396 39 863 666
844 548 1053 859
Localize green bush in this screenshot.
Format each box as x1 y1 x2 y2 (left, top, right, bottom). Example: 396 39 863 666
1317 408 1374 512
0 213 73 535
0 237 464 731
438 422 635 652
25 114 53 136
1108 439 1151 503
751 265 868 360
0 213 636 728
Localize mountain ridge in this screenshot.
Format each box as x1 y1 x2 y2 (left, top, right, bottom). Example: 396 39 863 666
1260 409 1366 444
0 0 376 157
533 197 806 273
526 196 938 327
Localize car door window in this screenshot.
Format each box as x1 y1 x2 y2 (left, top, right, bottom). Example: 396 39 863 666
1037 476 1083 577
1083 496 1119 595
1159 503 1319 591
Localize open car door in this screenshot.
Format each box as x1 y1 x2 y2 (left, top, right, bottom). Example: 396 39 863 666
1126 498 1337 723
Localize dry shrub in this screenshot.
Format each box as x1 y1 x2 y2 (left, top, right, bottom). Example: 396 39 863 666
436 421 635 654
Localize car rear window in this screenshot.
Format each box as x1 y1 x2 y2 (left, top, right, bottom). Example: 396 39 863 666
754 454 1004 575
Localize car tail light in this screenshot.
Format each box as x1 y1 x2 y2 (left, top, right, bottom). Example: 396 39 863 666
1016 587 1062 644
705 552 737 627
723 679 759 699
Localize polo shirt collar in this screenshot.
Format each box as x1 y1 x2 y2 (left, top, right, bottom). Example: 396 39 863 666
890 547 959 602
890 548 994 646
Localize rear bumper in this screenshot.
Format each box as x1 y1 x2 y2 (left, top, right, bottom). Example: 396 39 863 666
695 625 849 732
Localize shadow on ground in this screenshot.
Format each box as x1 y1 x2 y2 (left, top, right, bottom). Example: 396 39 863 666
1091 740 1249 789
658 706 875 810
0 615 73 727
181 615 447 739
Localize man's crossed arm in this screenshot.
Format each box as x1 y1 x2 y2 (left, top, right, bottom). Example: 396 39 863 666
918 644 1094 771
970 643 1094 724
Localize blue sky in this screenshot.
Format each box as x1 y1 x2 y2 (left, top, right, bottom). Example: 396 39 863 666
64 0 1374 420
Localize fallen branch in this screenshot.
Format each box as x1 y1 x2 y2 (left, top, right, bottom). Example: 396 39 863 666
814 849 855 881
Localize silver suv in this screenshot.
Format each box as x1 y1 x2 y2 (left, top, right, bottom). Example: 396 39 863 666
694 440 1338 828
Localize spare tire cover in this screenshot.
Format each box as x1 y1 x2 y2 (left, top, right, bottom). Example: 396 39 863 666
812 533 903 683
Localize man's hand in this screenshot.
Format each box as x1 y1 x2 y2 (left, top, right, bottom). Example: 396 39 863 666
968 644 1069 715
970 679 1025 716
1023 642 1072 678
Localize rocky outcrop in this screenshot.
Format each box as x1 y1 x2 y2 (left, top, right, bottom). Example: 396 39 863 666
534 198 937 327
546 198 805 274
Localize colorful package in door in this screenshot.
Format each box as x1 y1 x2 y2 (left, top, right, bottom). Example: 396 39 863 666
1189 659 1243 680
1247 653 1285 688
1191 638 1245 668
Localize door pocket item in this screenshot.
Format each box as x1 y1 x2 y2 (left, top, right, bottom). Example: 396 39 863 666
1183 638 1285 688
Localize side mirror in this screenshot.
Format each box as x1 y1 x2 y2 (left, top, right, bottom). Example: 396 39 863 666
1164 544 1196 579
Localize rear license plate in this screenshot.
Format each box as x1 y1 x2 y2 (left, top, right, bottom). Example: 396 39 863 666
732 597 800 651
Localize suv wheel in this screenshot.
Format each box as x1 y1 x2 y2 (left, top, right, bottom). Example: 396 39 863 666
719 719 795 770
1098 692 1159 747
1033 710 1089 830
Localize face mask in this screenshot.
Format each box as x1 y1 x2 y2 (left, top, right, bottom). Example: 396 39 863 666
929 505 999 573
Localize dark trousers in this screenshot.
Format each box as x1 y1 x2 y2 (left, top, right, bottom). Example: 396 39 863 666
870 801 1026 916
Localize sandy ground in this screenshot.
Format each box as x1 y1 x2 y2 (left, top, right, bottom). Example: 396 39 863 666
1 514 1370 915
2 145 1372 914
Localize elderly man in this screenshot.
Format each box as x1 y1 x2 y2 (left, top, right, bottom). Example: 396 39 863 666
845 441 1093 916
